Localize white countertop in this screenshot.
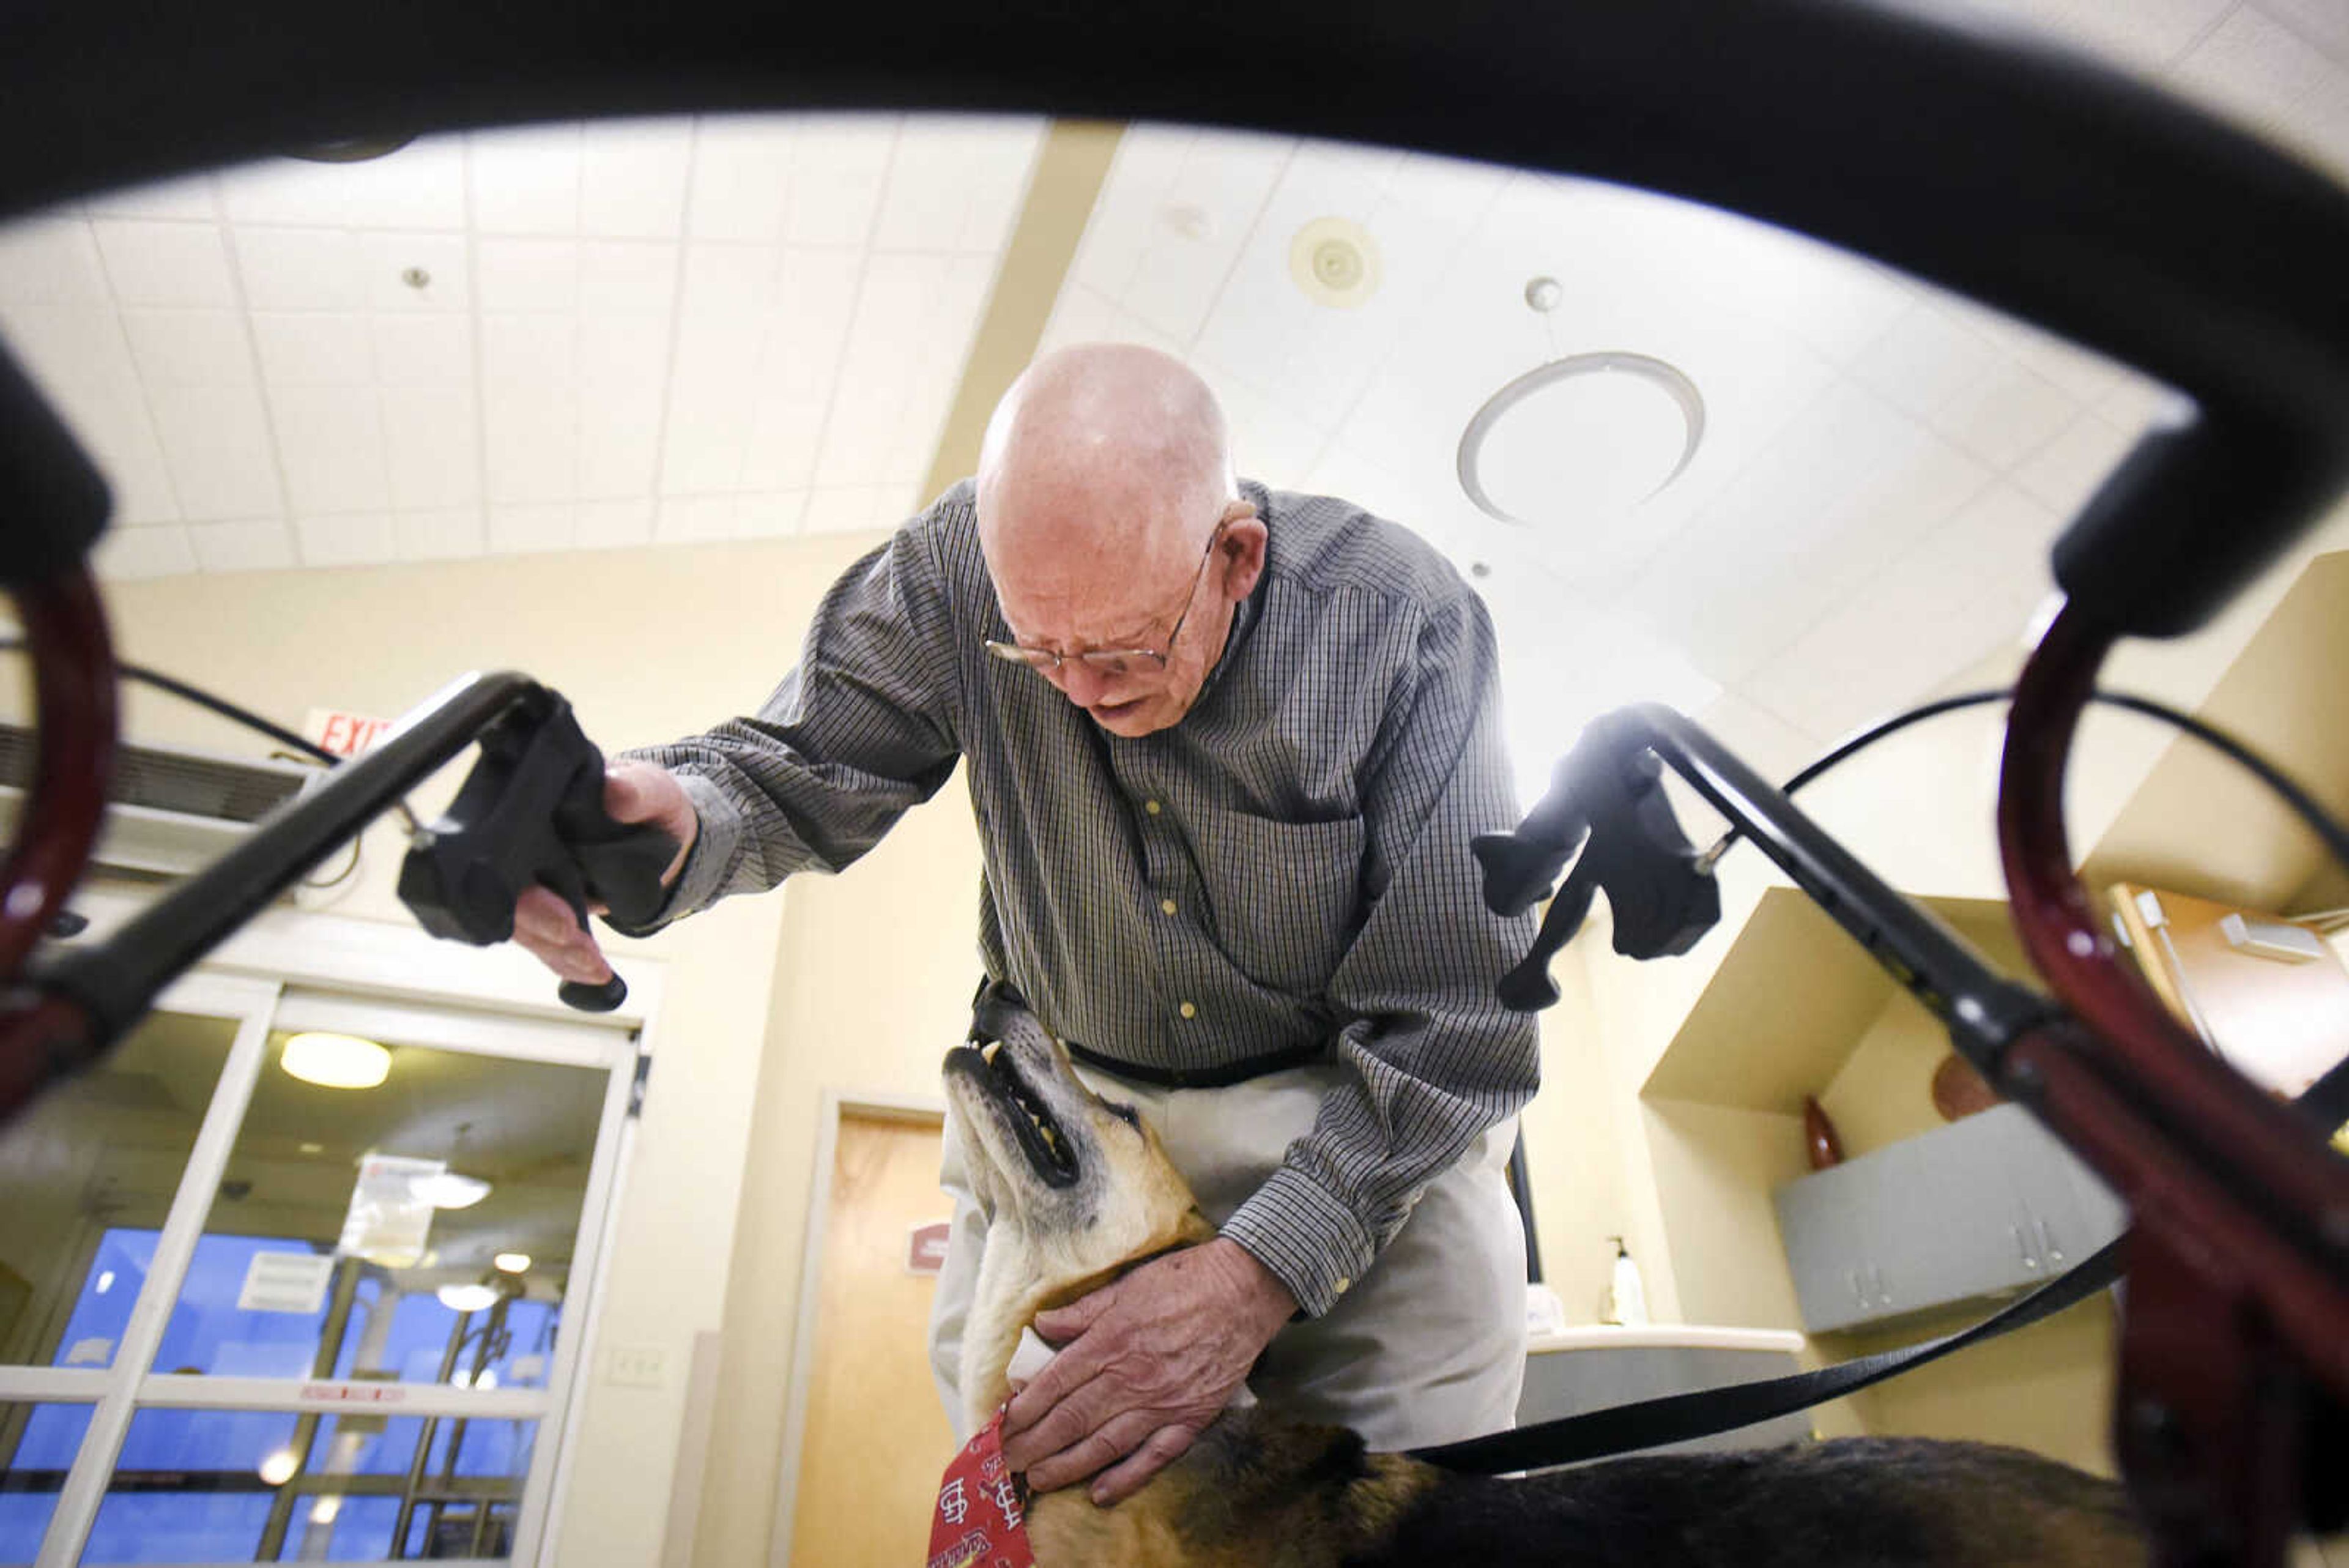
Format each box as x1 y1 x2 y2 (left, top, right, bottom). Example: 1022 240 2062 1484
1526 1324 1807 1355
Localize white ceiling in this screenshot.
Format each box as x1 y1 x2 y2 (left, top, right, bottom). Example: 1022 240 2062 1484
1 0 2344 795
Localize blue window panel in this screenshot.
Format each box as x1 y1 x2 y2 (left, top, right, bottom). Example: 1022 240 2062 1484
152 1234 332 1381
1 1402 91 1564
48 1232 158 1370
320 1495 399 1561
80 1492 274 1566
13 1401 92 1470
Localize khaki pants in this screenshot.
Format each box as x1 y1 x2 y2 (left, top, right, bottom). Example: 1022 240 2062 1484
927 1055 1527 1451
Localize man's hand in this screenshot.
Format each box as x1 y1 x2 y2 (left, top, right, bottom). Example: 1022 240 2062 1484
511 759 696 984
1000 1237 1296 1506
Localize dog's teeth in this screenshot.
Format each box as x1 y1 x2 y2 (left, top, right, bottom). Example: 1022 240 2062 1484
982 1042 1000 1064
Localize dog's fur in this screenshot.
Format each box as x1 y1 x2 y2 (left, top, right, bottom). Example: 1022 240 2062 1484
943 1017 2148 1566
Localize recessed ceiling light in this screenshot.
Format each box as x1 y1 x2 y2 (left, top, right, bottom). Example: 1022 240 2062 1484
436 1282 501 1314
280 1033 390 1090
1289 217 1382 310
494 1252 532 1274
1457 351 1705 528
412 1170 492 1210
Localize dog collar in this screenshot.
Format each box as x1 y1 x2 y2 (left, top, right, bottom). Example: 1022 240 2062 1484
928 1409 1034 1568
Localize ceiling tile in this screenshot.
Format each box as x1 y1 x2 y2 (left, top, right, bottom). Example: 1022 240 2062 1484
363 232 469 311
733 491 811 538
581 119 694 239
784 115 898 247
273 387 392 515
148 381 281 519
815 253 978 488
654 494 738 543
1119 130 1291 347
233 228 366 311
872 118 1042 255
1191 358 1332 485
188 518 297 573
481 313 576 392
579 311 670 390
477 237 581 314
483 387 579 505
217 159 369 227
369 314 473 387
579 240 679 316
470 124 584 235
253 311 372 385
802 486 889 535
489 502 577 555
0 215 113 304
2172 6 2349 180
332 136 469 231
2012 409 2140 518
1069 125 1197 301
120 308 254 388
380 387 481 510
1849 301 2002 421
688 118 798 243
1950 0 2235 73
393 506 486 562
2255 0 2349 67
91 220 236 308
1742 482 2061 738
294 512 395 568
1 302 182 523
737 388 826 494
576 496 655 550
91 522 196 581
579 379 664 499
82 173 218 223
1927 358 2078 469
1626 381 1994 686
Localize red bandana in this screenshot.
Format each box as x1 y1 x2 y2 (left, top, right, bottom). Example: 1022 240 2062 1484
927 1411 1035 1568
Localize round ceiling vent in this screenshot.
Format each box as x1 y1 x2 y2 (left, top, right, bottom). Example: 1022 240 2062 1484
1289 217 1382 310
1457 352 1705 528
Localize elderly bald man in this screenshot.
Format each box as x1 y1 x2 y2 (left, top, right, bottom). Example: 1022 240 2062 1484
513 343 1538 1506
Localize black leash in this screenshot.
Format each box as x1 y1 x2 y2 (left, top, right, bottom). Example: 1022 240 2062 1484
1411 1236 2123 1473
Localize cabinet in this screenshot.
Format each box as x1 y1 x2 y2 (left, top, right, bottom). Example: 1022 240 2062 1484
1772 1104 2124 1333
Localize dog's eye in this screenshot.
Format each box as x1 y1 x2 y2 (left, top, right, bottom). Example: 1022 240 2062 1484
1105 1100 1141 1129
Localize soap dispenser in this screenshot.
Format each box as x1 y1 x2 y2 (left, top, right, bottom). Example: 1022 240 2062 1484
1600 1235 1650 1327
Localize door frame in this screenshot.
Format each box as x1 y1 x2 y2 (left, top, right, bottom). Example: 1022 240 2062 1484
765 1090 944 1568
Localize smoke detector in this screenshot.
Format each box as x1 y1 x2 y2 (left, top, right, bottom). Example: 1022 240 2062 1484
1289 217 1382 309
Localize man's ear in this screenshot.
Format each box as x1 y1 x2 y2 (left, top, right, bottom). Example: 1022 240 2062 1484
1214 503 1268 603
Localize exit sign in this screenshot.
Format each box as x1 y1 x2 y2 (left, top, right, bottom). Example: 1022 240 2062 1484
305 708 394 759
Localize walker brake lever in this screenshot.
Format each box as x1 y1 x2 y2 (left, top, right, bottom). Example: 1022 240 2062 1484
1474 710 1720 1011
396 692 675 1012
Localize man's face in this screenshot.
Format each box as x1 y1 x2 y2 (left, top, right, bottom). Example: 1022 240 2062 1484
987 509 1234 738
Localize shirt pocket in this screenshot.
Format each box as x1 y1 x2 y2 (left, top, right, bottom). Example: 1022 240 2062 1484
1196 810 1367 997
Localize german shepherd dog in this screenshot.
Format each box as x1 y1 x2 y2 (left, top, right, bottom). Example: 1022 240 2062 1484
943 1014 2148 1566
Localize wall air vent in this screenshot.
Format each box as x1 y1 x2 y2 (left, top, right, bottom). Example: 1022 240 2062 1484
0 722 321 878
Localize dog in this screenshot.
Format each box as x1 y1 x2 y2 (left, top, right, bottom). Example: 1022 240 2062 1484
943 1014 2149 1566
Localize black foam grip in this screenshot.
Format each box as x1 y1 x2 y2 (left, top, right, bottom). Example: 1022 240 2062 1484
558 975 628 1012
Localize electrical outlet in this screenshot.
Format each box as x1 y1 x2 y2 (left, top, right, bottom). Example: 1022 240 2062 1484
606 1343 667 1388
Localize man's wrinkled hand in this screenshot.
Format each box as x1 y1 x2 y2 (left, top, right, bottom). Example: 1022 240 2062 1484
511 759 695 984
999 1237 1296 1507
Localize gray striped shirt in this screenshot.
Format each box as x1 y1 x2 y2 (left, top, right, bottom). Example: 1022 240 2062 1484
623 479 1540 1316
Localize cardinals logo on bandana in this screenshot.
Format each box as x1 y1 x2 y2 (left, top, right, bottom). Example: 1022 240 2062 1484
927 1411 1033 1568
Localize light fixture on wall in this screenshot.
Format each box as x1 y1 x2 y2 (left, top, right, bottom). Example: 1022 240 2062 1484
412 1121 492 1209
436 1281 502 1314
1457 351 1705 529
280 1031 390 1090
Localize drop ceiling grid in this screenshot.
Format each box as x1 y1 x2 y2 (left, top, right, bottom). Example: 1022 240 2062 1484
0 113 1045 581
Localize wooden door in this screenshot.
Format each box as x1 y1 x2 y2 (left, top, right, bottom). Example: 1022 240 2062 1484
789 1110 957 1567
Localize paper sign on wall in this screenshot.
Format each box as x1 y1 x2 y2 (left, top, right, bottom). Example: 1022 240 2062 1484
237 1250 336 1314
336 1154 442 1267
908 1219 952 1276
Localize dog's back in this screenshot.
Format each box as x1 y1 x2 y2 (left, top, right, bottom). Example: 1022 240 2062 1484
1033 1413 2144 1567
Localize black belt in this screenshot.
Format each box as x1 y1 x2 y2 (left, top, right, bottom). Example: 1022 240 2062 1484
970 978 1325 1090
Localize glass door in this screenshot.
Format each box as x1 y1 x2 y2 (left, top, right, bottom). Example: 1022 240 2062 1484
0 978 637 1567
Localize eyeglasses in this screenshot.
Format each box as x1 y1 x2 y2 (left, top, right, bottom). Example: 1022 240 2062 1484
985 519 1226 677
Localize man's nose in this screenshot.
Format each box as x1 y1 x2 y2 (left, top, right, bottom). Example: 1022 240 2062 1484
1050 659 1110 705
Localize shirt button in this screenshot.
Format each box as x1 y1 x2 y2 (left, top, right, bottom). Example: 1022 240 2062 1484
1144 799 1162 816
1334 1277 1353 1295
1178 1001 1197 1020
1160 899 1178 915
